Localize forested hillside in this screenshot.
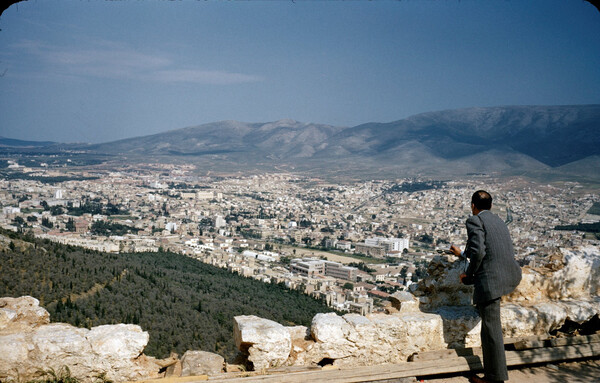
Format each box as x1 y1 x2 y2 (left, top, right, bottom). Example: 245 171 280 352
0 230 334 360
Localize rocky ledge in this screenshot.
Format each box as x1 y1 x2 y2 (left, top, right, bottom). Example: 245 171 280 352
2 245 599 381
0 296 224 382
233 245 600 369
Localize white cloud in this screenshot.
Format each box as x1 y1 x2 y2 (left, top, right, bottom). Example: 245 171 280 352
9 39 262 85
153 69 263 84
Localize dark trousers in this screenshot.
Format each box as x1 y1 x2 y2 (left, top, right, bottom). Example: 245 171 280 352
477 298 508 382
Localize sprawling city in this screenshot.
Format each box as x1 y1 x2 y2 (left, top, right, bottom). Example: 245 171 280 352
2 159 598 316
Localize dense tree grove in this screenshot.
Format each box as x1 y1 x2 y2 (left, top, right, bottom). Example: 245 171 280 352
0 230 334 360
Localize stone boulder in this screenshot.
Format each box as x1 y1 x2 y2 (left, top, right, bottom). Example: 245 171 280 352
234 315 291 370
412 255 473 310
409 247 600 349
433 306 481 348
389 291 420 313
298 311 447 367
0 296 163 383
558 299 599 324
0 296 50 332
88 324 149 359
180 350 224 376
285 325 313 366
507 246 600 304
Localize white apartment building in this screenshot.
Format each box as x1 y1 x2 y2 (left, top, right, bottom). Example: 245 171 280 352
365 236 410 253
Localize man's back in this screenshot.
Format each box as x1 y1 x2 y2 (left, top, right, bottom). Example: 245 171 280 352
467 210 521 304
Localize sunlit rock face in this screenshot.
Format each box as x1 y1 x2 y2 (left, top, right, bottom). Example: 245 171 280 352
507 246 600 304
410 247 600 346
411 255 474 310
0 296 50 331
0 296 162 383
414 246 600 308
231 246 600 371
233 315 292 370
236 311 447 368
180 350 224 376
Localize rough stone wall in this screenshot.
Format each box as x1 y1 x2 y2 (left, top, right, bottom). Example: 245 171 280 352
0 296 162 383
233 311 447 369
413 245 600 346
3 245 599 377
234 245 600 369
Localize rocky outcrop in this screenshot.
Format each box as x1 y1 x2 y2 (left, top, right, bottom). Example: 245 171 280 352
410 246 600 347
231 246 600 370
180 350 224 376
413 255 474 309
3 245 599 377
0 296 162 383
233 315 292 370
414 246 600 310
234 311 447 368
507 246 600 304
389 291 421 313
0 296 50 331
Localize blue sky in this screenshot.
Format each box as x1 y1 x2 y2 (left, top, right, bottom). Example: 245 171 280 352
1 1 599 143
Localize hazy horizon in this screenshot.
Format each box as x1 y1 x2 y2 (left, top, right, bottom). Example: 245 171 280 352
1 1 599 144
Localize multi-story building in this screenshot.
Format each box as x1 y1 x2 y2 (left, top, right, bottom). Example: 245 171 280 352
290 258 358 281
354 242 386 258
324 261 357 282
365 236 410 253
289 258 325 278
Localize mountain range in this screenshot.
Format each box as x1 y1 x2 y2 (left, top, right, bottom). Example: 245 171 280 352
3 105 600 179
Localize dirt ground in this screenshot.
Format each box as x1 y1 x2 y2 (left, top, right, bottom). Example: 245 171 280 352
418 359 600 383
278 245 362 264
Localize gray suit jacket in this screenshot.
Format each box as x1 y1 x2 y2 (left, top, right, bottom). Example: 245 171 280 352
463 210 522 304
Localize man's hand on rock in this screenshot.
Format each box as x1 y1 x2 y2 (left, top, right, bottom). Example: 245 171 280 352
449 245 462 257
459 273 468 284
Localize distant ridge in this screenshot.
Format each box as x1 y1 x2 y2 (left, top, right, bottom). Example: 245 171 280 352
5 105 600 179
0 136 56 148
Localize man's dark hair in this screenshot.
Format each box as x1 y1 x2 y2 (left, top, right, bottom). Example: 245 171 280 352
472 190 492 210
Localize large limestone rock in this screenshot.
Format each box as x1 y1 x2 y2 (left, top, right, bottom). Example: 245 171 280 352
0 333 31 366
389 291 421 313
87 324 149 359
416 246 600 309
434 306 481 348
301 312 446 367
0 296 50 331
531 302 567 333
285 325 313 366
500 304 540 338
507 246 600 304
410 247 600 349
180 350 224 376
234 311 447 370
234 315 291 370
0 296 162 383
412 255 473 310
309 312 358 361
31 323 94 376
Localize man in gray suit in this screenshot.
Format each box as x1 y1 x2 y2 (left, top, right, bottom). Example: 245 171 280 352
450 190 522 383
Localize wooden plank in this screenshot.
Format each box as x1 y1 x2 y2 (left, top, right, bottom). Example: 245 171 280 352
409 347 482 362
410 334 551 361
505 342 600 365
203 342 600 383
503 334 549 345
134 375 208 383
514 333 600 350
266 366 322 373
